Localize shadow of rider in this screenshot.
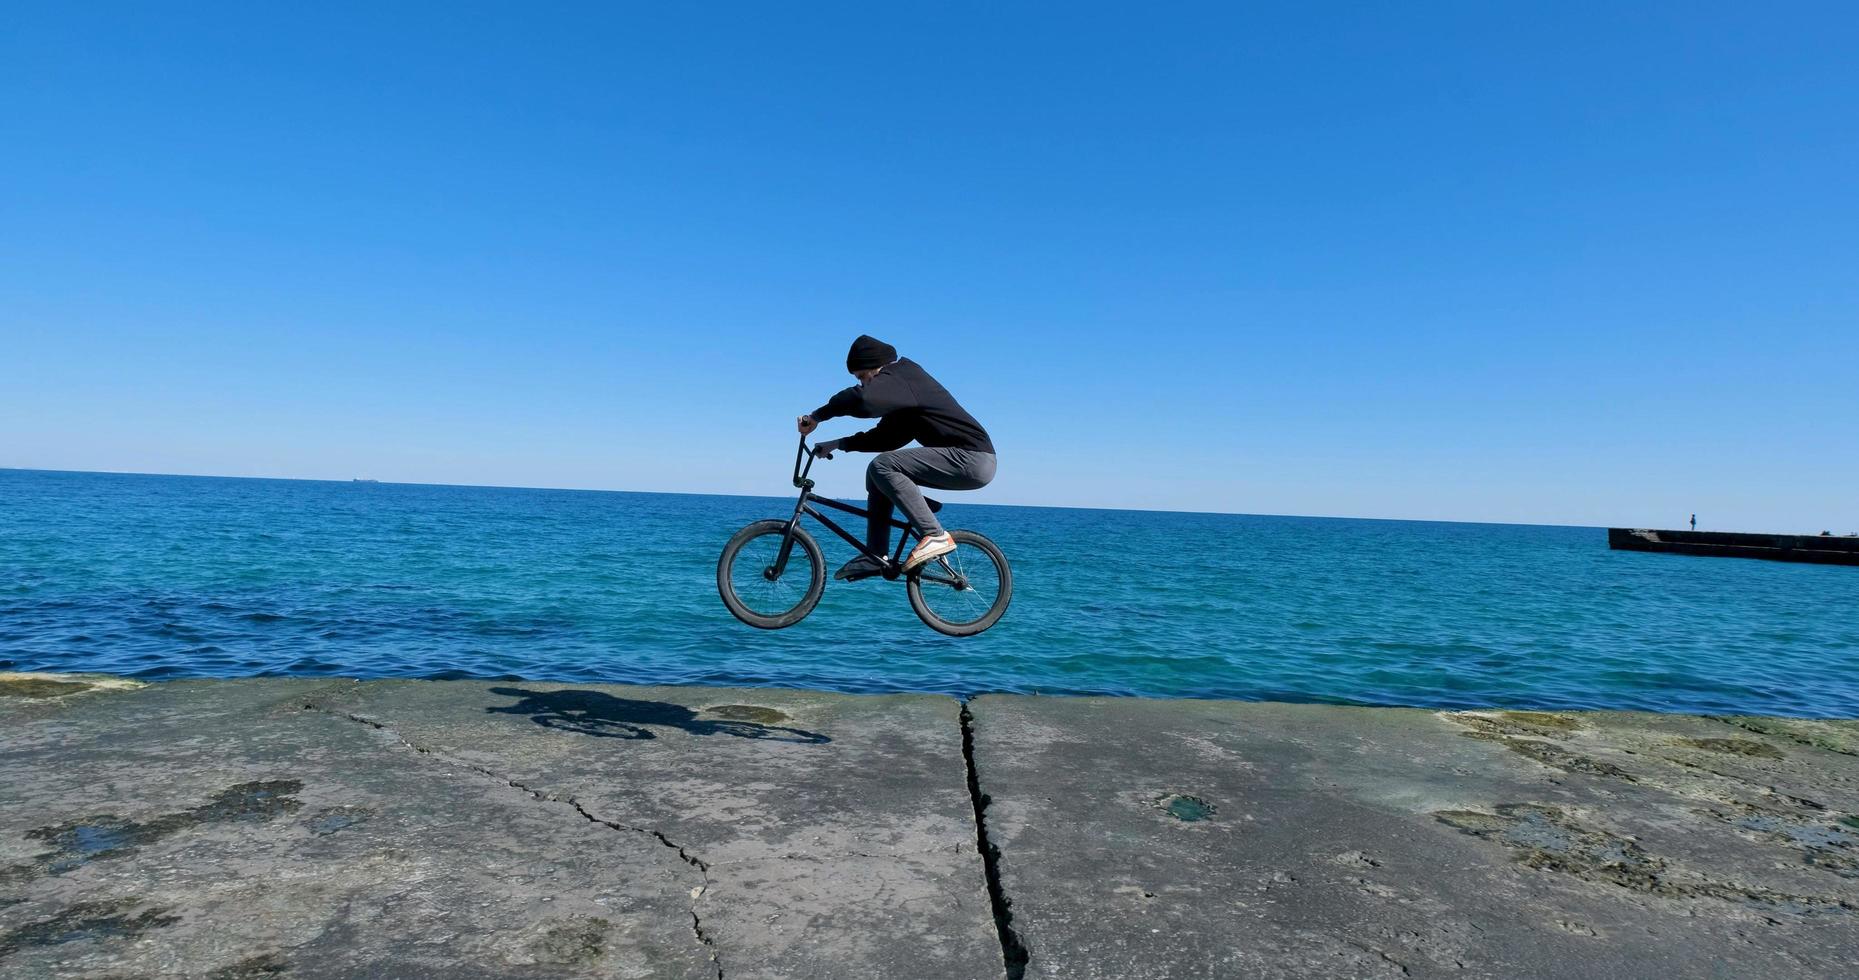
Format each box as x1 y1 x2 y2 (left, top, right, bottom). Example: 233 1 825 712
485 687 830 744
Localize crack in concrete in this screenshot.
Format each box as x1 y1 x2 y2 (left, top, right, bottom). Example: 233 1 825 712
300 701 724 979
562 797 723 979
708 845 967 868
960 702 1029 980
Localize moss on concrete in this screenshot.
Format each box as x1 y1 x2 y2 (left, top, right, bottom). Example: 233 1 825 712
1500 711 1583 733
1435 803 1855 913
703 704 790 725
0 672 146 699
1676 737 1785 759
0 679 93 699
1717 717 1859 757
525 916 612 966
1445 711 1583 740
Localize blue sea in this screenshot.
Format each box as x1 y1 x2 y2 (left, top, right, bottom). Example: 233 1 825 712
3 469 1856 717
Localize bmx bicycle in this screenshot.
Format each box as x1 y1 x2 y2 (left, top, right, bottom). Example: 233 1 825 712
717 437 1012 636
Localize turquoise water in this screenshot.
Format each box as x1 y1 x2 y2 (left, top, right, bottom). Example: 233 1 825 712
4 469 1856 717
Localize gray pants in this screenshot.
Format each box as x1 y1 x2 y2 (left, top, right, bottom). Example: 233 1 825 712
865 447 997 552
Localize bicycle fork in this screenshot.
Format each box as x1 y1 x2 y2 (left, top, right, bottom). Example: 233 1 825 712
765 494 810 580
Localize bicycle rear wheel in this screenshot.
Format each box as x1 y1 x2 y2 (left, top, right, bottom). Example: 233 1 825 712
718 520 825 629
907 529 1011 636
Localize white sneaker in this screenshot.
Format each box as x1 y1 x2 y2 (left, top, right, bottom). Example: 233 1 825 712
904 532 956 572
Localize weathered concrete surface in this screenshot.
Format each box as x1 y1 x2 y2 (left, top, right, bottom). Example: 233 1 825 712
0 677 1000 980
10 676 1859 980
968 695 1859 979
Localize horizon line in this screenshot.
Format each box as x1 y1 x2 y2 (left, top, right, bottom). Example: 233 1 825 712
0 463 1614 531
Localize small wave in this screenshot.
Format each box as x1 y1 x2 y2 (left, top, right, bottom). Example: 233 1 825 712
7 473 1859 717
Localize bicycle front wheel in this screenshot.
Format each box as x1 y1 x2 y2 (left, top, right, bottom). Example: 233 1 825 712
718 520 825 629
907 529 1011 636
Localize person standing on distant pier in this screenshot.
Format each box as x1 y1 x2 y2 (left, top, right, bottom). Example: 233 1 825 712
1691 514 1697 530
796 335 997 581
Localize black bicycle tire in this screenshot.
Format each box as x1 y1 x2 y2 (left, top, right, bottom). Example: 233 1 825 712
717 520 826 629
907 529 1012 636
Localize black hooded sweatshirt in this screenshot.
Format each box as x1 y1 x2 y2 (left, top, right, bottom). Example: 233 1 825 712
811 358 995 455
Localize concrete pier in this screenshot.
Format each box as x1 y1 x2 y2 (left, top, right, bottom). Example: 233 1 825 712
4 674 1858 978
1609 527 1859 565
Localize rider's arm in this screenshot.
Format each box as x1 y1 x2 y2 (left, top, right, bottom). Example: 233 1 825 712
811 386 863 422
811 372 916 422
838 413 912 453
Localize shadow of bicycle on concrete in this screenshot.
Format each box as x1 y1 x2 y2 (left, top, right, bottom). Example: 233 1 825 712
485 687 831 744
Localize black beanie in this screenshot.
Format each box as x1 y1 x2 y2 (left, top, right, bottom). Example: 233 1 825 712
846 335 897 371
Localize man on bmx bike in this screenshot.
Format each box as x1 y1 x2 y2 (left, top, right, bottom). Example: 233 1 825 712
797 335 998 581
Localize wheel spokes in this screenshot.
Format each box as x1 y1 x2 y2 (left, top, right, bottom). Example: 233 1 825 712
733 533 814 617
916 542 1000 626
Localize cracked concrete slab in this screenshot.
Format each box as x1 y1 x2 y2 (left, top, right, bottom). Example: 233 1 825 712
300 679 1002 980
966 695 1859 980
0 678 716 979
14 676 1859 979
0 678 1002 980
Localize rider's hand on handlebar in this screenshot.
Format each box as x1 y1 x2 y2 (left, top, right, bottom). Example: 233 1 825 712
811 439 841 460
796 414 818 435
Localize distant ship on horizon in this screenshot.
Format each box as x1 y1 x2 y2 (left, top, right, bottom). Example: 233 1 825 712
352 478 379 484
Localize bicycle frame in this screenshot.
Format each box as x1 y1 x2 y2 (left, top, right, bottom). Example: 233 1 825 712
772 436 959 585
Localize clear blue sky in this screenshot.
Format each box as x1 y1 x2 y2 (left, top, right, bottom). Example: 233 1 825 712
3 3 1855 529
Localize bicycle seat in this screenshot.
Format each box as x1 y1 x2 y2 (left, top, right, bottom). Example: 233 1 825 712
925 497 944 514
